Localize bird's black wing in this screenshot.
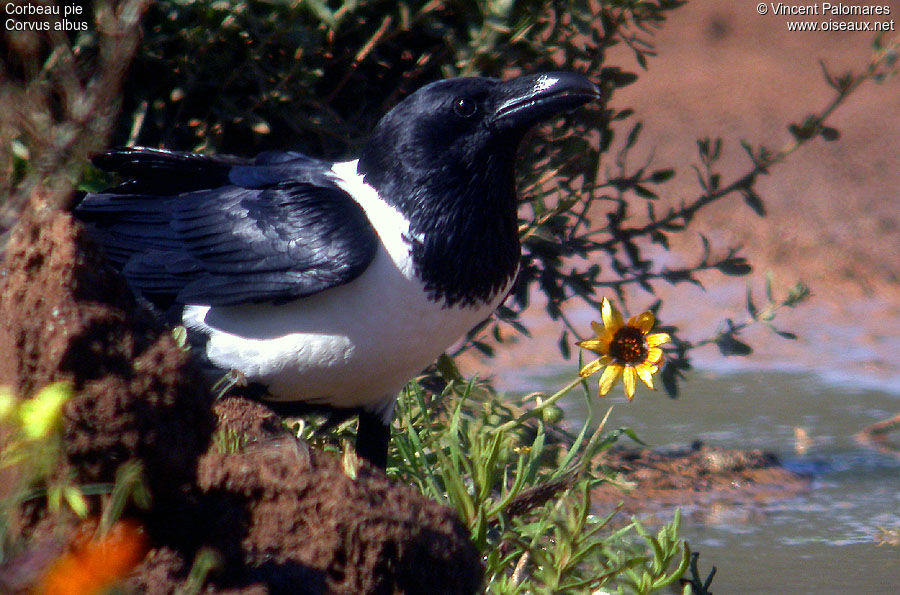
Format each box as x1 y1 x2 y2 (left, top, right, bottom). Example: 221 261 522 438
77 148 379 307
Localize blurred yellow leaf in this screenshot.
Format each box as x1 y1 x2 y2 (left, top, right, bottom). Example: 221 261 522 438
18 382 73 440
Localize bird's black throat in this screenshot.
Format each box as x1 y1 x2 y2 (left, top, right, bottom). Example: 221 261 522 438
359 140 521 308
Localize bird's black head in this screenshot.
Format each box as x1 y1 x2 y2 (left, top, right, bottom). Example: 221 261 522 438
358 72 600 307
359 73 599 199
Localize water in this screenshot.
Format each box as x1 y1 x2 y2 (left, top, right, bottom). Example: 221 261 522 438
522 368 900 593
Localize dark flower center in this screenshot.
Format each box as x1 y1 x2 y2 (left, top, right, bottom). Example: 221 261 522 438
610 326 648 365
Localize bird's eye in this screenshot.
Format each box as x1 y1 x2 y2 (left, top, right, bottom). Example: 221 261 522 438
453 97 478 118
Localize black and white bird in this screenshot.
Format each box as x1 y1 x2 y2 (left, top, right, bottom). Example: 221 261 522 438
76 72 600 467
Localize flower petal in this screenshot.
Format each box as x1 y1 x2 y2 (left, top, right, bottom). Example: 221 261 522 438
623 366 636 400
601 298 624 333
646 347 663 364
598 364 622 396
577 336 611 355
577 338 600 350
636 363 655 389
579 356 611 377
628 311 656 333
646 332 671 348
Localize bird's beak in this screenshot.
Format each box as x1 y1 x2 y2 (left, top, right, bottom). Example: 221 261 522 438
491 72 600 129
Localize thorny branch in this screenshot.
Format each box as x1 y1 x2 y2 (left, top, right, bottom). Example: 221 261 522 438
0 0 150 230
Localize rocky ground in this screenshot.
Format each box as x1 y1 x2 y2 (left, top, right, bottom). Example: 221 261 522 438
591 442 810 523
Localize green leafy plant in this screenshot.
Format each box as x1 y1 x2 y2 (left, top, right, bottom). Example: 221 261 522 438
386 363 690 592
211 426 250 454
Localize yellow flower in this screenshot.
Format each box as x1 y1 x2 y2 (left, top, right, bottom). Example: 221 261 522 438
577 298 670 400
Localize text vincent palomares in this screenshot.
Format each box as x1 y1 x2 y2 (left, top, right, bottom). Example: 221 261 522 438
768 3 891 16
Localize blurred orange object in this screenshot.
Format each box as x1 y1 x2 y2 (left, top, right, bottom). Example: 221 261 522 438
34 519 148 595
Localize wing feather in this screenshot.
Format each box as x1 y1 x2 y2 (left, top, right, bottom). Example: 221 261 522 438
77 148 379 307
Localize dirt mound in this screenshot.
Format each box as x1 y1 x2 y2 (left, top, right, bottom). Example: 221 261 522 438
0 208 215 498
131 397 482 594
0 210 482 593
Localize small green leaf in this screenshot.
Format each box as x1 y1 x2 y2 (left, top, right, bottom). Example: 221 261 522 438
772 328 798 340
471 340 494 357
716 334 752 356
697 138 710 159
820 126 840 141
302 0 336 28
172 325 189 349
342 443 360 479
788 115 819 140
650 230 669 249
436 353 464 383
746 286 758 318
661 364 679 398
64 486 90 518
741 188 766 216
559 330 571 359
634 184 657 199
716 258 752 276
650 168 675 183
625 122 642 149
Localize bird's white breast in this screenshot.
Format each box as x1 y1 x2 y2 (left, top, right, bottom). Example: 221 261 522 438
183 160 508 420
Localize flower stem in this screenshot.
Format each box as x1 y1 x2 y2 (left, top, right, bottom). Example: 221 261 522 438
492 377 584 435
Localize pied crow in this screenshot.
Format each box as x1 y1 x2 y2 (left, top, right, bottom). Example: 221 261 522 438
76 72 600 468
